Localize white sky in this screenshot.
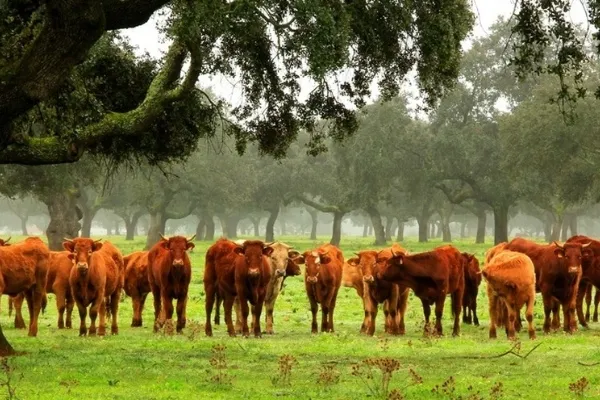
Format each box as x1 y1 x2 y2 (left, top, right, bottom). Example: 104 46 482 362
122 1 588 114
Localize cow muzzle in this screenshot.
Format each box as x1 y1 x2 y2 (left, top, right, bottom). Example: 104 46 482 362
77 263 89 274
172 259 184 267
363 275 375 284
275 269 286 277
248 268 260 277
307 276 318 284
569 266 580 274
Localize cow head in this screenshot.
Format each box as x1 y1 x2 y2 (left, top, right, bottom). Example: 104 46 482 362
301 248 332 284
63 237 103 275
234 240 273 277
159 234 195 267
285 256 302 277
0 237 11 246
376 245 407 281
267 242 300 278
553 241 592 275
349 251 378 285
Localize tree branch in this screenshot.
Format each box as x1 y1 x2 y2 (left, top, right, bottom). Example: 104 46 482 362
103 0 171 30
435 182 475 205
295 194 341 214
0 40 202 165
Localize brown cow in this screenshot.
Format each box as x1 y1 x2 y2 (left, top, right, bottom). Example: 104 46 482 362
483 249 536 340
0 237 49 336
148 234 194 333
565 235 600 327
204 238 272 337
65 238 124 336
295 244 343 333
13 251 74 330
123 251 151 327
342 258 364 298
462 253 481 326
506 237 591 333
378 245 465 336
348 245 410 336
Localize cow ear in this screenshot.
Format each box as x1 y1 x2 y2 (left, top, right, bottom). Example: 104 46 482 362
93 242 103 252
63 241 75 252
347 257 359 267
288 250 300 259
583 248 593 258
293 256 306 265
186 241 195 251
67 253 75 260
263 246 274 257
320 255 332 264
395 254 404 265
234 246 244 255
554 248 565 258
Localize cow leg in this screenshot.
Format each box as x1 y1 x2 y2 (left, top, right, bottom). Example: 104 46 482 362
420 298 432 335
327 288 339 333
594 288 600 322
214 292 222 325
151 285 162 333
137 293 148 327
55 290 67 329
77 302 88 336
253 296 265 338
223 295 236 337
397 289 408 335
551 300 560 331
434 297 445 336
204 284 216 337
110 290 120 335
66 292 74 329
505 302 516 340
131 293 142 327
175 295 187 333
362 293 375 336
309 295 319 334
97 297 107 336
12 294 26 329
585 284 592 322
542 294 553 334
238 296 250 337
388 307 399 336
160 290 174 330
451 289 462 337
89 298 100 336
24 289 38 337
472 296 480 326
488 295 498 339
264 299 275 335
234 298 243 334
576 283 588 328
526 291 536 340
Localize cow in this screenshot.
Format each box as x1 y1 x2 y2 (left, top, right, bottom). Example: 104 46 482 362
13 251 74 330
294 244 343 333
462 253 481 326
65 238 124 336
482 248 536 340
148 234 194 333
505 237 591 333
378 245 465 337
204 238 272 337
0 237 49 336
565 235 600 327
342 257 364 298
123 251 151 327
348 244 410 336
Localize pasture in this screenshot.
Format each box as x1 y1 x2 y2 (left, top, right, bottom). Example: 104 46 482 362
2 236 600 399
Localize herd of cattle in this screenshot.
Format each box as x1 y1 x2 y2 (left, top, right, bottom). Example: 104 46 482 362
1 234 600 341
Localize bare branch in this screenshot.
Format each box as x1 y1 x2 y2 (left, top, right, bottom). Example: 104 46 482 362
103 0 171 30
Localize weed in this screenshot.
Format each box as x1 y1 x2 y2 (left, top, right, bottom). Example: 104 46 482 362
351 357 409 398
185 320 203 340
58 379 79 395
316 363 340 390
432 376 504 400
271 354 297 387
0 357 22 400
569 377 589 398
378 337 390 352
207 344 232 385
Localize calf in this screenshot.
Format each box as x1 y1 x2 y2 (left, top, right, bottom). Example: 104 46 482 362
462 253 481 326
483 249 536 340
13 251 74 330
378 245 465 336
65 238 124 336
349 245 409 336
565 235 600 327
148 235 194 333
295 244 343 333
124 251 151 327
505 237 590 333
0 237 49 336
204 238 272 337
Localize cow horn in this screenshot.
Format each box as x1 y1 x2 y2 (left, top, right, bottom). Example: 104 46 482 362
94 238 103 243
159 233 168 241
187 234 196 242
582 242 592 248
354 252 360 257
4 237 11 244
63 237 74 243
553 241 564 249
264 242 275 247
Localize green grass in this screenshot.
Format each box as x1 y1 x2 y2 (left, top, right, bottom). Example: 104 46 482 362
2 235 600 399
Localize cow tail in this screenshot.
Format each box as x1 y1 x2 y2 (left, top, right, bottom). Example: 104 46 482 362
41 293 48 315
105 296 112 320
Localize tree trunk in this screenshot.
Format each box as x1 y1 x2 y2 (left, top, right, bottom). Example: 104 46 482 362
384 218 395 241
417 215 429 243
367 225 373 236
366 205 386 246
436 222 443 238
362 222 368 238
279 217 287 236
80 207 99 238
493 205 509 245
476 209 486 244
114 220 120 235
221 216 239 239
20 216 28 236
550 214 563 243
560 215 570 241
195 217 205 240
544 217 552 243
204 215 215 241
441 217 451 242
106 226 112 236
265 206 279 242
251 218 260 237
308 209 318 240
44 192 82 251
396 221 404 242
330 211 344 246
570 215 578 236
145 211 167 250
124 213 142 241
460 222 466 238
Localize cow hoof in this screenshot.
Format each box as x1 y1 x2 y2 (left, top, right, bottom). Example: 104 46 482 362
14 322 25 330
529 332 536 340
27 331 37 337
111 327 119 335
205 329 213 337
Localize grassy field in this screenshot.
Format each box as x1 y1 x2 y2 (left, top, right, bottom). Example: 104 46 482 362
1 235 599 399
